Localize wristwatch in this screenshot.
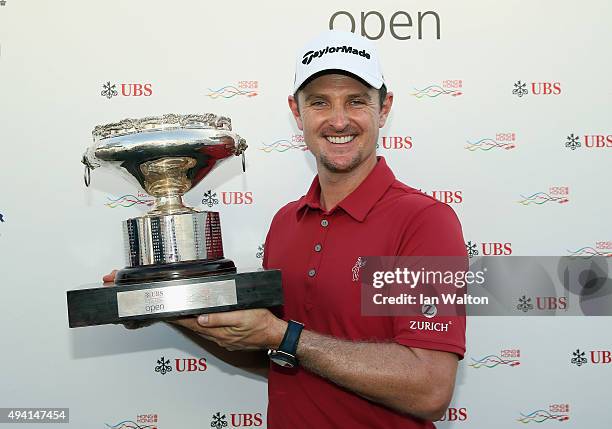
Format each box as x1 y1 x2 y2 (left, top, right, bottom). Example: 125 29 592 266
268 320 304 368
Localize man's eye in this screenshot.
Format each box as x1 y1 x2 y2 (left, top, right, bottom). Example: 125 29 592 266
350 99 366 106
310 100 326 107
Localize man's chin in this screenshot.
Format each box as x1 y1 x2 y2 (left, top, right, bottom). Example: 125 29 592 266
319 154 362 174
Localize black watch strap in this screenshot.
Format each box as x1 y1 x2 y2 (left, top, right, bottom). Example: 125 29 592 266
279 320 304 357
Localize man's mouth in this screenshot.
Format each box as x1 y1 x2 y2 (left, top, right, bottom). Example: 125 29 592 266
325 135 356 144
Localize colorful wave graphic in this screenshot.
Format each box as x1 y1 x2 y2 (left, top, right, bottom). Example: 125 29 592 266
518 193 569 205
465 138 516 151
411 85 462 98
567 247 612 257
206 85 258 99
260 139 308 153
517 410 569 423
105 421 156 429
105 195 154 208
469 354 520 369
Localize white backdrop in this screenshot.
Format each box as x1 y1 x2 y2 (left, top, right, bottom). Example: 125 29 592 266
0 0 611 427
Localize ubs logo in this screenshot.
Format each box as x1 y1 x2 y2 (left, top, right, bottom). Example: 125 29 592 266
211 412 263 428
571 348 612 366
100 81 153 99
512 80 561 97
516 295 567 312
378 136 413 150
201 190 253 206
466 241 512 258
437 407 468 422
255 244 264 259
154 356 208 375
565 132 612 150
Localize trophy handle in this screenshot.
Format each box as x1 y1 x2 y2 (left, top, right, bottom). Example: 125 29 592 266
81 153 98 187
235 135 248 172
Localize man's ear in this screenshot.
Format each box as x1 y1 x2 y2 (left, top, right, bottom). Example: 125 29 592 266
288 95 304 131
378 92 394 128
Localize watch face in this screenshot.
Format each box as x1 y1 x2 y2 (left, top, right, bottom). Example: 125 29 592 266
269 353 295 368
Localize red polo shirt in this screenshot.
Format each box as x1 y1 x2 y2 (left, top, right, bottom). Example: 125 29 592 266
263 157 466 429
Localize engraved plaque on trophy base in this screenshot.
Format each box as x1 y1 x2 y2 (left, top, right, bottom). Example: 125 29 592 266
67 269 282 328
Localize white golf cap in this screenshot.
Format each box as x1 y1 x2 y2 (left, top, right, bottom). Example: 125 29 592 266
292 30 385 94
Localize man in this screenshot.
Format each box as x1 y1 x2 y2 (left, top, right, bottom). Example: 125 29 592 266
107 30 466 428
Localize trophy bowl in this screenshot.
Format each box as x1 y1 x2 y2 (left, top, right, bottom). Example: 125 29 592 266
67 113 282 328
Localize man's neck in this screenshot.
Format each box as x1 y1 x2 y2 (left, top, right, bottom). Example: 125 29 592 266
318 155 377 211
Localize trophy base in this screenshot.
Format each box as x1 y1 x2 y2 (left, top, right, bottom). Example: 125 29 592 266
67 269 282 328
115 258 237 285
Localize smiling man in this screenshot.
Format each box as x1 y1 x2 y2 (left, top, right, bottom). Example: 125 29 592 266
150 31 467 428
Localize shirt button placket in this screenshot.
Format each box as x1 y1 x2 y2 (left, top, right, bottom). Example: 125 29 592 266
305 216 330 310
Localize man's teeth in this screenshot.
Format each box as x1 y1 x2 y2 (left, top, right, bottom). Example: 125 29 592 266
326 135 355 144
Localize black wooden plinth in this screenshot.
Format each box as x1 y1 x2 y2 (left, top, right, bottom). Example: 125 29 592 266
67 269 282 328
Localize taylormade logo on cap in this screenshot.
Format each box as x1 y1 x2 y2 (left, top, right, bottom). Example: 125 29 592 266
293 30 385 93
302 45 371 65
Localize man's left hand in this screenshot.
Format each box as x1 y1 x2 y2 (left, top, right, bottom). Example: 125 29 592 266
170 309 287 352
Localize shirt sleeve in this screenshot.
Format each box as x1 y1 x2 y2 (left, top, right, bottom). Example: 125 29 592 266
393 201 468 359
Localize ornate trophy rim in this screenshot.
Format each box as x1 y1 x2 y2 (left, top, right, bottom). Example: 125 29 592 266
92 113 233 140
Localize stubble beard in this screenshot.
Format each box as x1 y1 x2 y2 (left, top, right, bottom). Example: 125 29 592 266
319 151 364 174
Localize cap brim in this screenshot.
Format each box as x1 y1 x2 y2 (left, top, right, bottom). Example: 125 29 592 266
293 63 383 94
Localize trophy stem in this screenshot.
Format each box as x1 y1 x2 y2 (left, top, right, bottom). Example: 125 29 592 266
148 194 195 216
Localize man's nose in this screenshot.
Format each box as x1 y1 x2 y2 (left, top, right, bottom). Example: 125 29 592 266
328 106 350 131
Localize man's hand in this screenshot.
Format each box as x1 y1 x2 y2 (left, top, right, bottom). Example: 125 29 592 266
102 270 118 283
175 309 287 352
102 270 286 351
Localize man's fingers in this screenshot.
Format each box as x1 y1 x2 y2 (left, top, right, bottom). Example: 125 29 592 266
197 311 245 328
102 269 118 283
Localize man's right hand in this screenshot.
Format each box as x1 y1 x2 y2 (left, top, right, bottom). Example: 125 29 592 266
102 270 118 284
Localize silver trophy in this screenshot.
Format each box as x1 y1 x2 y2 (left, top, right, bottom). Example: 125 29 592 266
67 113 282 328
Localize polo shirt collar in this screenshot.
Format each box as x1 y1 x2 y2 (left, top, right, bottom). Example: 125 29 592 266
296 156 395 222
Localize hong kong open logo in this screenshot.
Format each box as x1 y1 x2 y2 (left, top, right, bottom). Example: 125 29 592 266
567 241 612 257
517 403 569 423
260 135 307 153
518 186 569 205
206 81 258 99
411 79 462 98
465 133 516 151
469 349 520 369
